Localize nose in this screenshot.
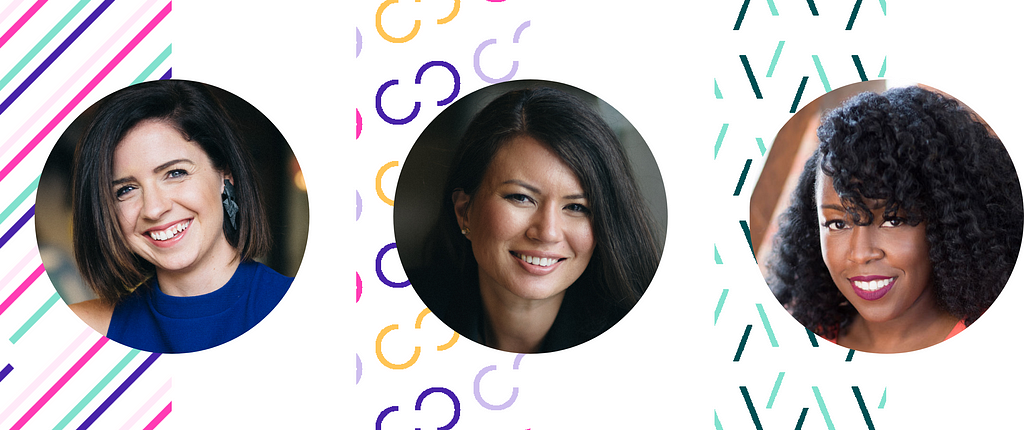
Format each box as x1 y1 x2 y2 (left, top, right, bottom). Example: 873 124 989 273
140 186 172 220
527 203 563 243
848 225 884 264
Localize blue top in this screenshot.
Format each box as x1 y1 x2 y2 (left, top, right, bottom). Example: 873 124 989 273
107 261 292 353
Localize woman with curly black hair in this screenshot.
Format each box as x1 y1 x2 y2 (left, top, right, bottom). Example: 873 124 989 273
768 85 1023 353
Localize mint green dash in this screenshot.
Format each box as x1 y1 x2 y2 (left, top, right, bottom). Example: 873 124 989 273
132 44 173 85
714 410 724 430
766 0 779 15
0 0 92 93
755 138 766 156
755 303 778 347
878 0 887 15
714 79 723 99
10 292 59 344
766 371 785 408
812 55 831 92
812 386 836 430
767 41 784 77
878 387 886 408
714 124 729 159
714 244 723 264
0 176 39 225
52 349 142 430
714 289 728 325
878 56 887 77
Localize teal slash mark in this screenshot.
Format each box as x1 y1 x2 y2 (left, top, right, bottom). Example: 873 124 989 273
845 349 855 361
715 123 729 159
805 327 819 347
846 0 864 30
739 220 755 262
0 176 39 225
715 289 728 325
806 0 819 15
132 43 173 85
767 41 784 77
755 303 778 347
714 410 724 430
791 76 809 113
52 349 142 430
734 324 753 361
734 0 752 30
733 159 752 196
766 371 785 408
852 55 867 81
714 245 723 264
739 387 764 430
9 292 59 344
852 386 876 430
740 55 763 99
766 0 778 16
755 138 766 156
812 55 831 92
812 386 836 430
878 0 886 15
878 56 887 77
794 408 809 429
715 78 723 99
0 0 92 93
878 387 887 408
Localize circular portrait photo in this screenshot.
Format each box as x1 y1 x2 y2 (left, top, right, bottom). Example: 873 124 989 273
36 80 309 353
751 81 1022 353
395 80 667 354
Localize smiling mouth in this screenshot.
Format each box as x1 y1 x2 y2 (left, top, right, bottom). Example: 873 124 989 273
852 277 894 292
511 251 564 267
148 219 190 241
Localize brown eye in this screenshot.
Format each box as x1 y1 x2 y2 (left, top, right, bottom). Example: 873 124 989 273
823 219 847 231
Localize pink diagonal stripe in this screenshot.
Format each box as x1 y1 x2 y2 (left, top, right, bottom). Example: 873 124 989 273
0 0 160 160
0 1 171 185
0 0 46 50
0 0 29 27
11 336 109 430
0 263 44 317
142 402 171 430
0 246 37 295
0 328 91 425
119 379 172 430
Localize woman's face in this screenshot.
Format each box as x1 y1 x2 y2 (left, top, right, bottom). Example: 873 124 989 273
112 120 234 276
815 170 935 324
454 136 596 305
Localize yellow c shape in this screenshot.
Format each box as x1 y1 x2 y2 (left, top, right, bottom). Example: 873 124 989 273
376 0 421 43
438 0 459 24
376 161 399 206
376 324 421 370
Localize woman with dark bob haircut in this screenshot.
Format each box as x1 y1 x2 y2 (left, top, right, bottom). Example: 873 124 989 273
412 87 663 353
768 85 1023 353
69 80 292 353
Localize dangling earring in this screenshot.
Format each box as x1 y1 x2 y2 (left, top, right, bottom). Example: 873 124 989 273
222 179 239 233
461 226 470 235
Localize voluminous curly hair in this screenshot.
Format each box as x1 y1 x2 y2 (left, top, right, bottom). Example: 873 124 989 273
768 86 1023 340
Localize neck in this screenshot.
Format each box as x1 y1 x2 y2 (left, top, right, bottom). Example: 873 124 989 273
478 279 565 353
840 288 959 353
155 239 241 297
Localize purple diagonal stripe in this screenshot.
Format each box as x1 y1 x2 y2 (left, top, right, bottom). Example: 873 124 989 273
0 205 34 250
159 67 171 80
0 364 12 383
77 352 161 430
0 0 114 116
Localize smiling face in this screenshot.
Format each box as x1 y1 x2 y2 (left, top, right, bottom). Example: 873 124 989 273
815 170 937 324
454 136 596 306
112 120 236 278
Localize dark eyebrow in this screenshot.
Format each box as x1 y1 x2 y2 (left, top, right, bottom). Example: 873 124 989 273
502 179 586 200
111 159 194 186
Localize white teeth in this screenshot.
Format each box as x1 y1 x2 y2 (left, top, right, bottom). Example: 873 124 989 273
853 278 893 291
149 220 190 241
515 252 558 267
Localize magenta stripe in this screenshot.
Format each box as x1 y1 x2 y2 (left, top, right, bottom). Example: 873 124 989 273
0 263 44 317
0 0 47 49
0 1 172 185
11 336 109 430
142 403 171 430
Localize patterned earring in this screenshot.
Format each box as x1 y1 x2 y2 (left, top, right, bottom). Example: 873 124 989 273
222 179 239 233
461 227 470 235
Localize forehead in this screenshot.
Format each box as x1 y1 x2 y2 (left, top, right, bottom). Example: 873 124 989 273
483 136 583 190
113 120 208 173
815 168 890 212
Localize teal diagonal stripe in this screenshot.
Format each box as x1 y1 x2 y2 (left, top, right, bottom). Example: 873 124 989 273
714 289 728 325
715 123 728 159
812 55 831 92
755 303 778 347
767 41 784 77
52 349 143 430
0 0 92 93
812 386 836 430
132 43 172 84
766 371 784 408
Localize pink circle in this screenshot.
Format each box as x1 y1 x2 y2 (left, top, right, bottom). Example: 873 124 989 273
356 108 363 139
356 271 362 302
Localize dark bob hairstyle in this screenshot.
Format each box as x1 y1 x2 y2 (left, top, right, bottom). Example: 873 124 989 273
72 80 271 304
417 86 664 346
768 86 1023 340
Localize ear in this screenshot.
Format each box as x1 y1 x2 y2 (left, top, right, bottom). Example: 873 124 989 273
452 189 471 235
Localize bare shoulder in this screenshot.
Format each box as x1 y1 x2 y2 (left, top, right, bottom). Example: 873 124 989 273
69 299 113 336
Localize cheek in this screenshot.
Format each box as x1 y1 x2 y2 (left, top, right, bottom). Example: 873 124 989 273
569 220 596 258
